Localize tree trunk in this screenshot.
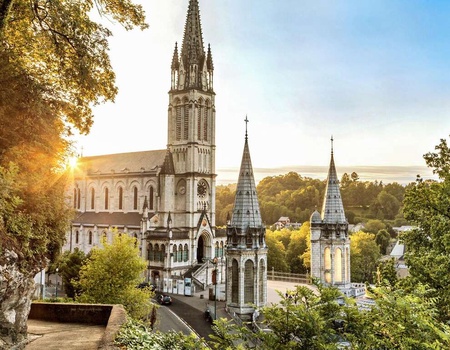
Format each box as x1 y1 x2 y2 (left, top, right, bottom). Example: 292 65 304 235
0 249 36 350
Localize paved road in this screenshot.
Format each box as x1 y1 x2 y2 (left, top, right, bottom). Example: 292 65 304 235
154 302 193 336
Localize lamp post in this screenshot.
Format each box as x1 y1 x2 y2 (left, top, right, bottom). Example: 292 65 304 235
55 267 59 299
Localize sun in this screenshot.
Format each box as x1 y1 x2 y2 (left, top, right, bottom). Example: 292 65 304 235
68 156 78 169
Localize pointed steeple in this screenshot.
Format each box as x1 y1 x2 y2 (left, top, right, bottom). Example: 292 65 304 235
174 0 209 90
321 136 346 223
230 117 262 230
171 42 179 70
160 149 175 175
206 43 214 71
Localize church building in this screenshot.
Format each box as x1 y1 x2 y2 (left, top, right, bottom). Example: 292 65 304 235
64 0 226 294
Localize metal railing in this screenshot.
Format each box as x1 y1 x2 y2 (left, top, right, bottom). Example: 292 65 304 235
268 269 311 284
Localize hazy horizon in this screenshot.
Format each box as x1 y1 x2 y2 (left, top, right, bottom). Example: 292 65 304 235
217 164 437 186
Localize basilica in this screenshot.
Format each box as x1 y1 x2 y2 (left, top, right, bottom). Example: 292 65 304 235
64 0 268 318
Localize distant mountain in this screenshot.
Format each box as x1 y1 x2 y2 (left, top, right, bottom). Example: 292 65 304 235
217 165 437 186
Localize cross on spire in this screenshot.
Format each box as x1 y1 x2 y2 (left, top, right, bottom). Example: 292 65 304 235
331 135 334 155
245 115 249 140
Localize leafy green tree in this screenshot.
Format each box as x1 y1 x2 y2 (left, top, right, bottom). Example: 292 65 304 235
350 231 380 283
352 285 450 349
402 136 450 322
0 0 147 346
286 224 309 274
363 219 386 234
266 232 289 272
375 229 391 255
375 258 398 287
76 232 153 319
58 248 87 298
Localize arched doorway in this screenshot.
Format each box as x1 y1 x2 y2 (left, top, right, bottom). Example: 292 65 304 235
197 235 204 262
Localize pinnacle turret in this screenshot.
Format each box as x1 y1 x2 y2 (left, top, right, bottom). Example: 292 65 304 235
321 137 346 223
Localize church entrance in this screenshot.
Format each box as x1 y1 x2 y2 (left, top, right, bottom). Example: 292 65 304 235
197 235 204 263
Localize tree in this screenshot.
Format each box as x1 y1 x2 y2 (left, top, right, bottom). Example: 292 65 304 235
363 219 386 234
266 232 289 272
58 248 87 298
375 229 391 255
76 232 153 319
0 1 147 347
350 231 380 283
286 224 309 274
402 136 450 322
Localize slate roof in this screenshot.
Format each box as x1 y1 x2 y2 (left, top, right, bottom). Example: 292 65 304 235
73 212 143 227
321 148 347 224
230 131 263 230
75 150 167 176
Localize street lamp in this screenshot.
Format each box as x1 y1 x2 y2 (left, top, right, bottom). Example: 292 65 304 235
55 268 59 299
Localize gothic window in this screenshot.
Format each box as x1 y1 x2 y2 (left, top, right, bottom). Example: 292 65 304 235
183 244 189 262
75 231 79 244
231 259 239 303
335 248 342 283
176 105 182 140
215 242 219 257
77 188 81 209
88 231 93 245
104 188 109 210
197 103 202 140
183 102 189 140
173 245 178 262
148 244 153 261
203 105 208 141
160 244 166 262
244 259 255 304
73 188 77 208
118 186 123 210
178 244 182 262
154 244 160 262
133 187 138 210
149 186 154 210
90 188 95 210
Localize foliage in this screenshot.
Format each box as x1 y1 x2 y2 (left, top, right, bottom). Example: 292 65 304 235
402 136 450 321
216 171 407 227
375 229 391 255
350 231 380 283
375 258 398 287
76 232 153 319
286 223 310 274
57 248 87 298
115 318 208 350
352 285 450 349
265 231 289 272
362 219 386 234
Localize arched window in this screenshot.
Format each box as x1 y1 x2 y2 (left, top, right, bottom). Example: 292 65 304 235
203 104 208 141
77 188 81 209
88 231 93 245
133 187 138 210
173 245 178 263
183 101 189 139
219 241 224 257
197 102 202 141
104 188 109 210
118 187 123 210
215 242 219 257
184 244 189 262
148 244 153 261
244 259 255 304
177 244 182 262
90 188 95 210
75 230 79 244
149 186 154 210
259 259 265 303
154 244 160 262
160 244 166 262
73 188 77 208
176 102 182 141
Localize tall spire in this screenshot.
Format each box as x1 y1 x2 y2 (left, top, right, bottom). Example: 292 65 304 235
321 137 346 223
230 118 262 230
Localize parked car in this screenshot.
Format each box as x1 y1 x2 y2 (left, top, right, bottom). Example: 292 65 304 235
156 294 172 305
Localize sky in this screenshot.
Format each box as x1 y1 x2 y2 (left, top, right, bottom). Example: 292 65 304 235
75 0 450 184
